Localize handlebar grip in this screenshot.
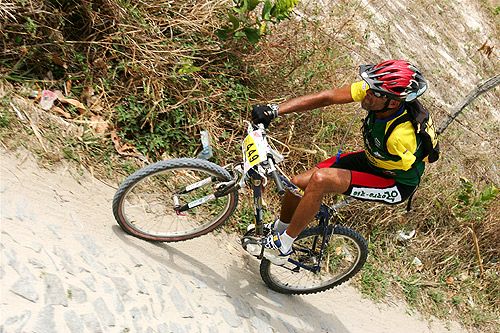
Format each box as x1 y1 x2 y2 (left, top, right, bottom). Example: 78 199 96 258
270 169 285 195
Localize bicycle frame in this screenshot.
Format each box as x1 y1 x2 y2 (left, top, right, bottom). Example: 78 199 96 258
176 121 354 212
230 122 359 272
174 122 356 272
176 122 282 206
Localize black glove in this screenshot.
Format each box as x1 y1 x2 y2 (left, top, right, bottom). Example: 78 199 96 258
251 104 279 128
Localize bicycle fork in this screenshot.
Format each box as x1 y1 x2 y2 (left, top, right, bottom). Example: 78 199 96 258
241 173 266 257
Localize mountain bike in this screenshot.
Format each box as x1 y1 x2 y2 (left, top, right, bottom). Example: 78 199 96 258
112 122 368 295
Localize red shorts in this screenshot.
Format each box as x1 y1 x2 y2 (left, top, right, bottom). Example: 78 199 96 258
316 151 415 204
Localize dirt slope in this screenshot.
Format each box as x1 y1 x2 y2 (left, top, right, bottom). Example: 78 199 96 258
0 148 468 332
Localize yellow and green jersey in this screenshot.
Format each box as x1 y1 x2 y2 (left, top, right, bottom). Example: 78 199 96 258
351 81 425 186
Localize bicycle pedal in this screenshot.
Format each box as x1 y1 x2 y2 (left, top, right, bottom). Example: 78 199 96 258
244 224 271 237
241 236 263 256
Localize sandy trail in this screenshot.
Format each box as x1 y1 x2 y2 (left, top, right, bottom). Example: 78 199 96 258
1 148 466 332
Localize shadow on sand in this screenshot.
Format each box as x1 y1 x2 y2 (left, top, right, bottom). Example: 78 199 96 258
112 226 351 333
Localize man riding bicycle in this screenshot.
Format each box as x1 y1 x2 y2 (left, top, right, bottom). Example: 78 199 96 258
251 59 429 265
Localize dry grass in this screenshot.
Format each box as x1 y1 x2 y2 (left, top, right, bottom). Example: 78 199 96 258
1 0 252 160
1 1 499 332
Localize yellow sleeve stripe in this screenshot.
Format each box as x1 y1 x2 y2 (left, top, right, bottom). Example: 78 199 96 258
351 81 368 102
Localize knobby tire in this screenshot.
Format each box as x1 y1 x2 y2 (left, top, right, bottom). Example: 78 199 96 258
112 158 238 242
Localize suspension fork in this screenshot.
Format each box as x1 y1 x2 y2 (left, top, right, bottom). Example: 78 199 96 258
250 173 265 236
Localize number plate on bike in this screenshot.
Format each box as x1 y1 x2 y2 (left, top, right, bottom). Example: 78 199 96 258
242 129 269 171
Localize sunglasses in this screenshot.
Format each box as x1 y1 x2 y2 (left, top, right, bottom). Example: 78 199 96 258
370 90 388 98
369 90 402 101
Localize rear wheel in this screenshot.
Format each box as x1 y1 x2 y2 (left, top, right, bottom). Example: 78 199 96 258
260 225 368 294
112 158 238 242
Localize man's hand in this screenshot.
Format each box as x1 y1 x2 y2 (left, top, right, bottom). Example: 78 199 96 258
251 104 279 128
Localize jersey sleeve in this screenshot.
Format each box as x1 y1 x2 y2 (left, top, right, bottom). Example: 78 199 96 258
350 81 369 102
386 122 418 171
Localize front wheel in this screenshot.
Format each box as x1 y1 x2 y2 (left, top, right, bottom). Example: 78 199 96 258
260 225 368 295
112 158 238 242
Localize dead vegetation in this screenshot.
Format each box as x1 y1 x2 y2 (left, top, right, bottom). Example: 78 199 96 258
1 0 250 162
1 1 499 332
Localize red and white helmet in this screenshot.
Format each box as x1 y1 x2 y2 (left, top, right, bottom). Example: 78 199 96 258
359 59 427 101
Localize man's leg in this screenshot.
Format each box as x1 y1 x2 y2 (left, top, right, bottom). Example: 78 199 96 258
279 151 362 225
279 167 318 223
285 168 351 237
263 167 351 264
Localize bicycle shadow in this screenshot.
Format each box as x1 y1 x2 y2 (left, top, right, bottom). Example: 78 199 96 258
112 226 351 333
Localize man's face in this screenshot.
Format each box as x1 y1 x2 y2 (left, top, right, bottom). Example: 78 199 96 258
361 90 391 111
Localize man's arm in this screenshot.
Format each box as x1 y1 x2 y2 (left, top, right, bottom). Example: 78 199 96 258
278 85 354 115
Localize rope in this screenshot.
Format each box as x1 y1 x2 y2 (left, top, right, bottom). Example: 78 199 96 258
437 74 500 135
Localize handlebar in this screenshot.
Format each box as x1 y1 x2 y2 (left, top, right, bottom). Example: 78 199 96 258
243 120 285 195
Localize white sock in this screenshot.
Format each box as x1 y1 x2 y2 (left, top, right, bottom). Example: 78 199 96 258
279 230 296 253
274 219 289 234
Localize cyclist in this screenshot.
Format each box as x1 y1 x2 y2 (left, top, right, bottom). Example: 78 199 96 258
251 59 429 265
